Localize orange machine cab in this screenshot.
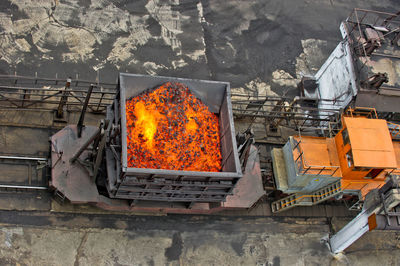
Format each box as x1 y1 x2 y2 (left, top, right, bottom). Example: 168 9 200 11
335 109 400 198
286 108 400 199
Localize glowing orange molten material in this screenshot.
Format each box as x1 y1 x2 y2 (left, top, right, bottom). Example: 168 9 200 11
126 82 222 172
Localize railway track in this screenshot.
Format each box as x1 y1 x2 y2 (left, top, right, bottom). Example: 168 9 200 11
0 155 49 192
0 144 354 217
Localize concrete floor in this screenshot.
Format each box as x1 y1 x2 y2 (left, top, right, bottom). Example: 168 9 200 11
0 0 400 265
0 214 399 266
3 219 332 266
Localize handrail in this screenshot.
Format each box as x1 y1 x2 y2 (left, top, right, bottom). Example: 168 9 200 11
280 185 342 209
345 107 378 119
0 81 116 113
291 137 340 176
0 74 117 87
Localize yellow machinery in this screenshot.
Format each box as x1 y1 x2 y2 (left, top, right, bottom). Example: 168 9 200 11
272 108 400 212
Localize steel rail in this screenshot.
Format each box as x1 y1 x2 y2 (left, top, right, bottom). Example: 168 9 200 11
354 8 400 17
0 107 104 114
0 74 117 87
0 89 116 101
0 98 110 108
232 108 335 117
0 85 116 95
232 113 333 121
0 155 47 161
0 184 48 190
231 101 341 113
0 155 49 191
230 94 347 102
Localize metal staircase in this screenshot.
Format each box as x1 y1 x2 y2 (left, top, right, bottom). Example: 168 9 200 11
388 122 400 140
271 180 342 213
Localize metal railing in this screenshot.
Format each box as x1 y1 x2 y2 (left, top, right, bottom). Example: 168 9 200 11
345 107 378 119
0 75 117 113
231 94 341 131
279 183 342 210
345 9 400 58
0 74 116 88
344 9 400 91
292 138 340 177
0 75 344 130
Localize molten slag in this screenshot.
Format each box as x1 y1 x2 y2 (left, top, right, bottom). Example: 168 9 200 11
126 82 222 172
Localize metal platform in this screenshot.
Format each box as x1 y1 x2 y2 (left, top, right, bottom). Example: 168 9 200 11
50 124 264 213
50 125 101 203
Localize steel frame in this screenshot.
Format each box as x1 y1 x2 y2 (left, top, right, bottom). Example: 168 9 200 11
0 75 116 113
344 9 400 92
0 74 342 131
231 93 342 132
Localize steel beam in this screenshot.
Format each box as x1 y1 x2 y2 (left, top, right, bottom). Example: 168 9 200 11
114 194 225 202
0 155 47 161
326 177 400 254
70 127 101 163
0 184 48 190
56 78 71 118
77 85 94 138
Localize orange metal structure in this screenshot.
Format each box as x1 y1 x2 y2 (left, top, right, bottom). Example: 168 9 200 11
292 108 400 199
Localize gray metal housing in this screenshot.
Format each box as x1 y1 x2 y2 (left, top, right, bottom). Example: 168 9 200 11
105 73 242 203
